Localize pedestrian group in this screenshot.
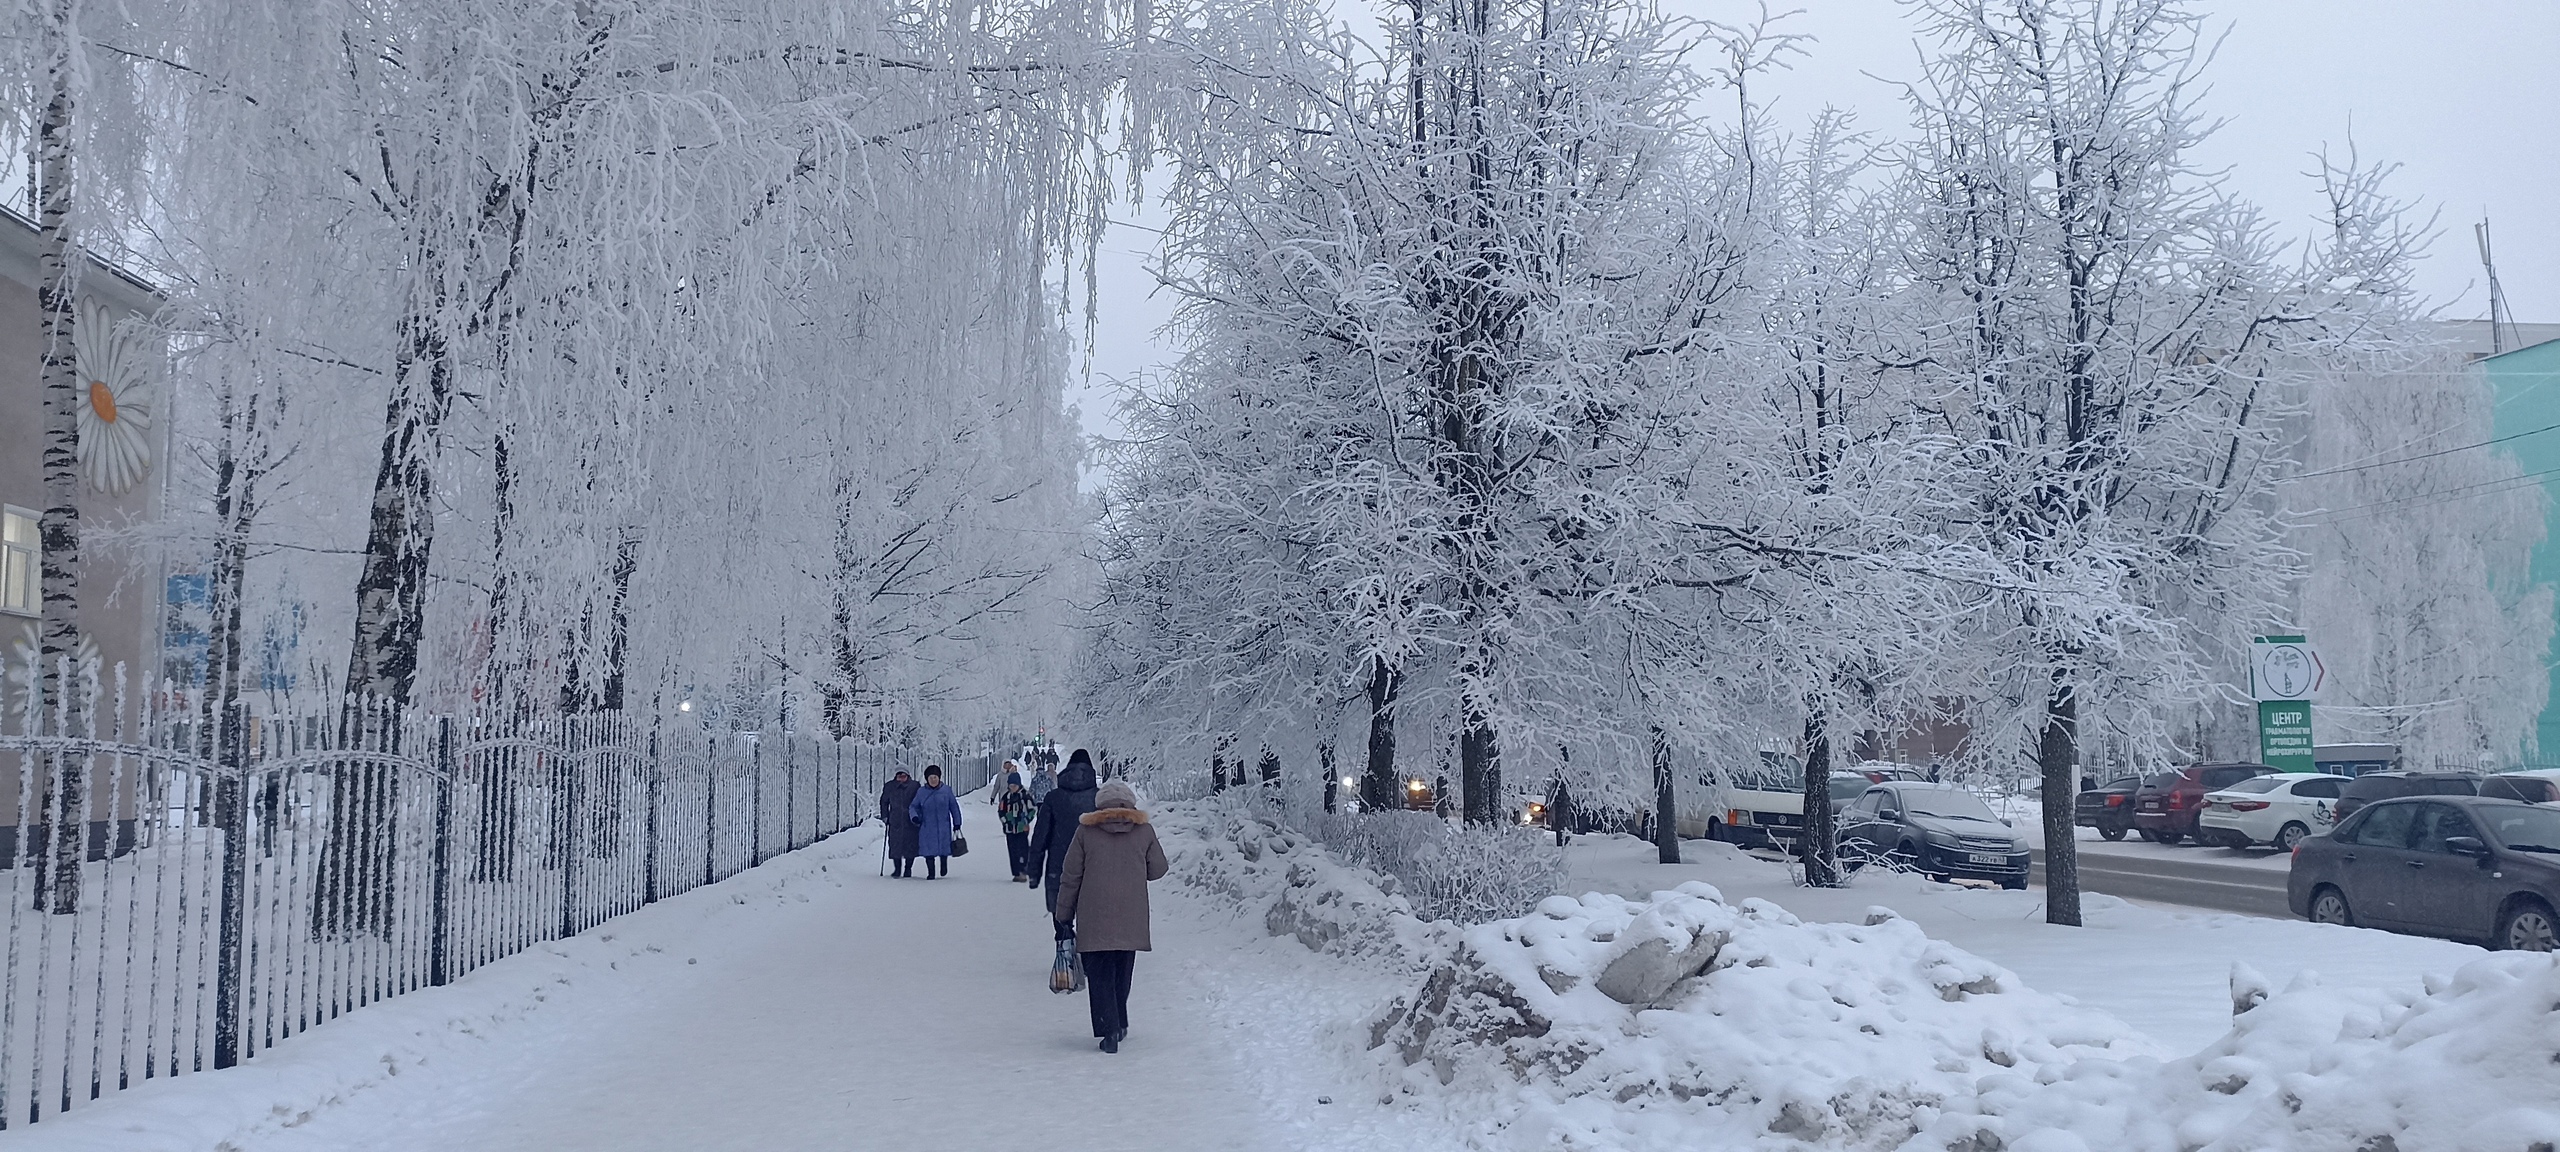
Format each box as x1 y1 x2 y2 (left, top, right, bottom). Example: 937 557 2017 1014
871 744 1165 1054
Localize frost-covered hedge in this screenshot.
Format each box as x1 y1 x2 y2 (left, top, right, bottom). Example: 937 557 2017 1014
1216 792 1565 925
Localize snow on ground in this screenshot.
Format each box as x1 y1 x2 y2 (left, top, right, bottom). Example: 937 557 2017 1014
1563 833 2484 1054
0 792 2545 1152
0 787 1460 1152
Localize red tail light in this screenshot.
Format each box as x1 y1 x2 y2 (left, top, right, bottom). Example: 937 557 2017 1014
2105 795 2125 807
2230 801 2269 812
2168 793 2189 810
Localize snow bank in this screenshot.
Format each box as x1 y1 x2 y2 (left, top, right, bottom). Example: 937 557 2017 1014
1168 800 2560 1152
1368 886 2152 1150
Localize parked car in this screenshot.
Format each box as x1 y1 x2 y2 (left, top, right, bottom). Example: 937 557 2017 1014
1837 781 2030 889
2132 764 2276 844
2196 772 2347 850
2330 770 2481 824
1688 750 1875 848
2288 796 2560 951
2480 770 2560 806
2074 775 2145 841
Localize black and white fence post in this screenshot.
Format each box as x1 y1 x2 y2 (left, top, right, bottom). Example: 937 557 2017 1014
212 704 249 1070
643 723 660 904
429 717 453 987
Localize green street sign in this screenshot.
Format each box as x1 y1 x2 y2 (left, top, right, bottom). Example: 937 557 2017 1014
2257 700 2314 772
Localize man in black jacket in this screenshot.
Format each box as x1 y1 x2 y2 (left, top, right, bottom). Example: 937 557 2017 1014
1027 749 1099 912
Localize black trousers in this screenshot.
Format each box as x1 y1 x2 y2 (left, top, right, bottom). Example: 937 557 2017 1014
1084 950 1136 1038
1004 831 1032 876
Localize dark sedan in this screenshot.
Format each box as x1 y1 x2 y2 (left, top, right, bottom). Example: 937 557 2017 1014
1839 782 2031 889
2287 795 2560 951
2074 775 2145 841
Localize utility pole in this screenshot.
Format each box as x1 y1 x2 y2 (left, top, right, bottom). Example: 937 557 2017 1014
2477 216 2515 355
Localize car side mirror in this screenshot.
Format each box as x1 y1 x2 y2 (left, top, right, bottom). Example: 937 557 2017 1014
2445 836 2490 860
1878 808 1901 821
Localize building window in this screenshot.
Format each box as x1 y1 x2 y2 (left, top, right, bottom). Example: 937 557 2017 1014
1 507 36 616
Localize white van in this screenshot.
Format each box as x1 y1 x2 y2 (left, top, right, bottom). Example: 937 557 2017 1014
1680 751 1881 848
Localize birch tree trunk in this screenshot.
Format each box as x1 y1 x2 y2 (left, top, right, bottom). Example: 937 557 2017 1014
32 0 85 915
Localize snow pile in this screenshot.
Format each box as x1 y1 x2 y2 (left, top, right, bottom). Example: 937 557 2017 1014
1993 952 2560 1152
1367 884 2154 1150
1167 802 2560 1151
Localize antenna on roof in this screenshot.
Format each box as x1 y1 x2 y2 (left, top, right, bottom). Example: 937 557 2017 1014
2477 216 2517 355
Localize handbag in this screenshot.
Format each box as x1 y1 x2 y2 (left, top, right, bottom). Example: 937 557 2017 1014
950 833 970 857
1049 940 1086 994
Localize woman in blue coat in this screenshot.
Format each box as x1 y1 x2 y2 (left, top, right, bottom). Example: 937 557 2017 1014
907 765 964 879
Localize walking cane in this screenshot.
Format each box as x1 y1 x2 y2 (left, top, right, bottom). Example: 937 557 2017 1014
879 830 888 877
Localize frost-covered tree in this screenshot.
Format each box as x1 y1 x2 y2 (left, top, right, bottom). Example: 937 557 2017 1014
1898 0 2363 925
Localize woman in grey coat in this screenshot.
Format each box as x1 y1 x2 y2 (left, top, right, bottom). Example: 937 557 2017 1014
1053 779 1167 1053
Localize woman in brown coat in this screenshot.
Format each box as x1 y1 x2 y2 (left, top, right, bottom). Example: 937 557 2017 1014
1052 779 1167 1053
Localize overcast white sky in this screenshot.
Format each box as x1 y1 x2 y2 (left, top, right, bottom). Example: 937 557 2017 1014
1068 0 2560 444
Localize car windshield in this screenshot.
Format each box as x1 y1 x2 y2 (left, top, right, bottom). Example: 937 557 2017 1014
1901 788 2001 822
2220 777 2286 795
2483 806 2560 854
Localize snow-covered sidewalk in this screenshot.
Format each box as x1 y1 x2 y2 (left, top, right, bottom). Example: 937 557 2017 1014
0 809 1321 1152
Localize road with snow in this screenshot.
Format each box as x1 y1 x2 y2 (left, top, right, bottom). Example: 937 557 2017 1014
2032 841 2295 918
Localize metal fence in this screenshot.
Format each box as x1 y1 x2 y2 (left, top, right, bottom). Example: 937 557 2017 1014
0 658 919 1128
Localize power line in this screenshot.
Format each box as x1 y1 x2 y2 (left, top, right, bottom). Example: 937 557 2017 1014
2295 417 2560 479
2298 462 2560 526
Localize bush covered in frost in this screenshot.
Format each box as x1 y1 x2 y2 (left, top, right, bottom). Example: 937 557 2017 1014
1221 791 1566 925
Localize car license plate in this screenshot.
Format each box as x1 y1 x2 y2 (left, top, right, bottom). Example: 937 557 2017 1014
1967 852 2005 865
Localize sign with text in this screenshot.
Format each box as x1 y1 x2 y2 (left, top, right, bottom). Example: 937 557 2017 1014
2251 634 2320 772
2257 700 2315 772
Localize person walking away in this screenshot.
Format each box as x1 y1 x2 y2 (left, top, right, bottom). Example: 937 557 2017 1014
999 771 1038 882
879 770 922 877
1027 749 1099 904
1028 759 1057 806
908 766 963 879
1546 777 1572 848
1053 779 1167 1053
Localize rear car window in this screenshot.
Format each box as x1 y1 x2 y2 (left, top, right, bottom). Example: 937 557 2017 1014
2343 777 2407 802
2424 777 2480 796
2203 767 2267 788
2222 777 2285 795
2289 777 2345 799
2482 777 2539 802
2143 772 2177 788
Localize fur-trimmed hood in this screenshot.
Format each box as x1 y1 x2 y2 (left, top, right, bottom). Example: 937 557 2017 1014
1079 807 1148 829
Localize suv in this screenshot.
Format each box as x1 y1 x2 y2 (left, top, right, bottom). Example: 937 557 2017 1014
2332 771 2481 823
2074 775 2145 841
2133 764 2275 844
2481 770 2560 806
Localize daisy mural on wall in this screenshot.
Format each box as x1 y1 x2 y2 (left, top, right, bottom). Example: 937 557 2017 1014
74 297 154 496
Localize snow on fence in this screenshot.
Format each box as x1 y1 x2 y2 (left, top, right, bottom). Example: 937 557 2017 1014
0 657 917 1129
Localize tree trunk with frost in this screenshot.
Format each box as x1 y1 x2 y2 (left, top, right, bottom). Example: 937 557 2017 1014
32 2 84 915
